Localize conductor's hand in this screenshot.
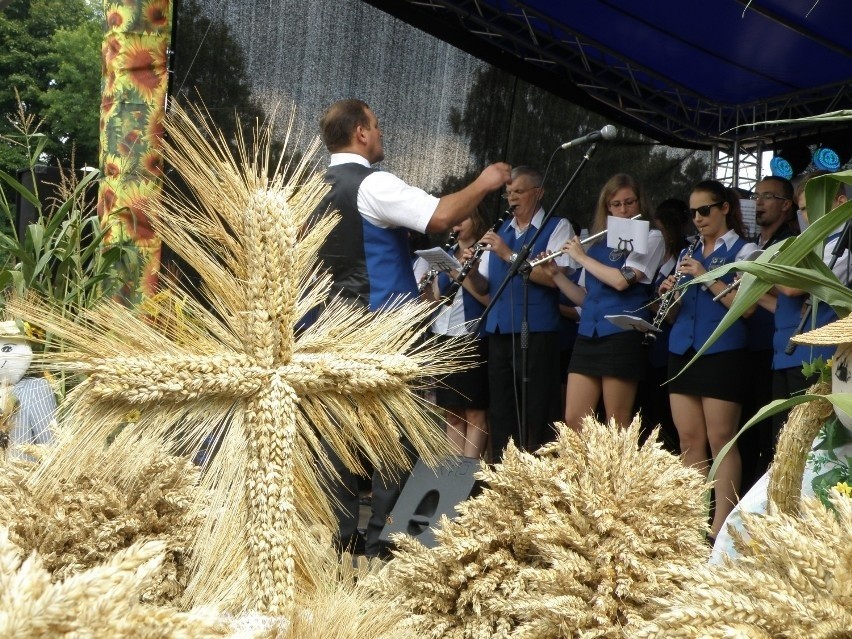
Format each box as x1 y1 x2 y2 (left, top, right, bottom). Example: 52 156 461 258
480 230 511 262
476 162 512 192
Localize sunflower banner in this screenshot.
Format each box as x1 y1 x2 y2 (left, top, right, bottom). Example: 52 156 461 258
99 0 172 301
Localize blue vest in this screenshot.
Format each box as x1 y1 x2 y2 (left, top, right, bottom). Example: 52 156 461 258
313 163 418 311
772 230 844 370
669 237 749 355
437 266 486 335
578 241 652 338
485 217 561 334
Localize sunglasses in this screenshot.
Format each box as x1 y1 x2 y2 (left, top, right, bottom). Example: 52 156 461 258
689 201 724 217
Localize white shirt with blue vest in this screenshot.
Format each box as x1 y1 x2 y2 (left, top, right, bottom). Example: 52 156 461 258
668 230 758 355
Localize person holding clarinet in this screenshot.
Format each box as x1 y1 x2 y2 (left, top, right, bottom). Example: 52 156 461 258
421 208 493 459
659 179 757 540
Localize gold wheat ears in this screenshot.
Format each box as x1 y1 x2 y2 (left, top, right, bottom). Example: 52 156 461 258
7 103 469 615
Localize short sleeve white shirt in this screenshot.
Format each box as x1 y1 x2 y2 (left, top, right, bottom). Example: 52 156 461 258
329 153 438 233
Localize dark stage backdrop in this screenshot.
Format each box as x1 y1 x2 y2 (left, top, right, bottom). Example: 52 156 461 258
171 0 709 231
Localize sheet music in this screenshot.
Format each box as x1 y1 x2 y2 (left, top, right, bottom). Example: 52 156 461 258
414 247 463 272
607 217 650 254
605 314 660 333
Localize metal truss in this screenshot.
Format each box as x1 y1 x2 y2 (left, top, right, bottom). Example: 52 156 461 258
712 141 764 192
384 0 852 150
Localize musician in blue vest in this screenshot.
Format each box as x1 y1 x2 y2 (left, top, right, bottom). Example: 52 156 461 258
478 166 576 460
420 209 491 459
312 98 511 556
659 179 758 539
551 174 665 433
771 171 851 444
741 176 798 489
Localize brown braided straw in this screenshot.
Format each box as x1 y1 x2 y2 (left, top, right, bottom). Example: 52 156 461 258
6 103 468 616
766 381 834 515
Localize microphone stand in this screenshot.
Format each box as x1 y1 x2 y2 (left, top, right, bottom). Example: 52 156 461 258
476 142 599 451
785 216 852 355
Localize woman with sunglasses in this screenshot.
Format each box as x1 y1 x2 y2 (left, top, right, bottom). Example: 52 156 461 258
546 174 664 432
659 179 757 539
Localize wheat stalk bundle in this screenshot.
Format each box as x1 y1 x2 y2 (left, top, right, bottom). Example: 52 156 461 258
368 417 710 638
5 103 465 615
632 490 852 638
0 530 231 638
0 449 201 604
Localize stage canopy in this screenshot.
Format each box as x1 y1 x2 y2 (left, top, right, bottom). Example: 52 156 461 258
362 0 852 152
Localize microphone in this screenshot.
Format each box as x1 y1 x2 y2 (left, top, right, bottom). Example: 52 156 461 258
560 124 617 150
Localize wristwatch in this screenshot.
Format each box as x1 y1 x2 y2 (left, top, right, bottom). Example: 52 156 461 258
509 252 519 263
620 265 637 285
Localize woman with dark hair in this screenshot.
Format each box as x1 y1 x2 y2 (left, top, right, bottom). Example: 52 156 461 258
546 174 665 431
421 209 491 458
639 198 690 449
659 179 758 538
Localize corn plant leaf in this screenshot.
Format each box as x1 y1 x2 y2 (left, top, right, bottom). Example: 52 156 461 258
670 195 852 379
708 392 852 486
0 169 41 211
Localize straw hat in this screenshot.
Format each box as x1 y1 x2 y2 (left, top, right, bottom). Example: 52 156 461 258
791 313 852 345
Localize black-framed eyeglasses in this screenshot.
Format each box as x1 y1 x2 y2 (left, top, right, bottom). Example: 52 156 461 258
749 192 790 202
689 202 724 217
501 187 540 199
608 197 638 209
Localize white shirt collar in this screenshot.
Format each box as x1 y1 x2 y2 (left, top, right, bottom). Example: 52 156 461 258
329 152 372 168
510 207 546 232
704 228 740 251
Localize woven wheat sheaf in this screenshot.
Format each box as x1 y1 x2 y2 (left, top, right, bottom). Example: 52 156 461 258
368 417 710 639
633 491 852 638
0 530 231 638
6 104 467 615
0 450 201 604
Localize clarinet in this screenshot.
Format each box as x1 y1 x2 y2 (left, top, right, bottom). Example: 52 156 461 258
440 207 515 306
643 235 699 346
418 230 459 293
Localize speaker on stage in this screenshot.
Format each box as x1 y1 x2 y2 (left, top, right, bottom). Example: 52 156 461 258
379 455 481 549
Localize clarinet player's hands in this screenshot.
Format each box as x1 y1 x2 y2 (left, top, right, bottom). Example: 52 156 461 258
658 273 677 296
480 230 511 262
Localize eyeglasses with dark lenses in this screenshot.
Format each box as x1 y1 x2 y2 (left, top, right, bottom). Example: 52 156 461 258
749 192 790 202
689 202 724 217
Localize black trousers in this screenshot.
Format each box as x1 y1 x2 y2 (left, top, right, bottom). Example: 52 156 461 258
324 437 415 557
488 331 561 461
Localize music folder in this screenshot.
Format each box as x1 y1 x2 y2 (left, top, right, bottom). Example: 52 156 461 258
415 247 462 272
605 314 660 333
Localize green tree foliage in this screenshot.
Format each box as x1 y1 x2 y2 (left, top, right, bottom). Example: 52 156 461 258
441 66 709 229
0 0 101 176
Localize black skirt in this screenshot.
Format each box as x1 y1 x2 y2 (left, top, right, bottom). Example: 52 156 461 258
667 348 748 403
434 334 490 409
567 331 648 381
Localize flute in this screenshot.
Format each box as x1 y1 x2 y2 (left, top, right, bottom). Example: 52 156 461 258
711 249 765 301
527 214 642 268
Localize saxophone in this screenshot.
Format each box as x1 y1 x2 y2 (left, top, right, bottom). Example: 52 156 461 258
418 230 459 293
643 235 699 345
